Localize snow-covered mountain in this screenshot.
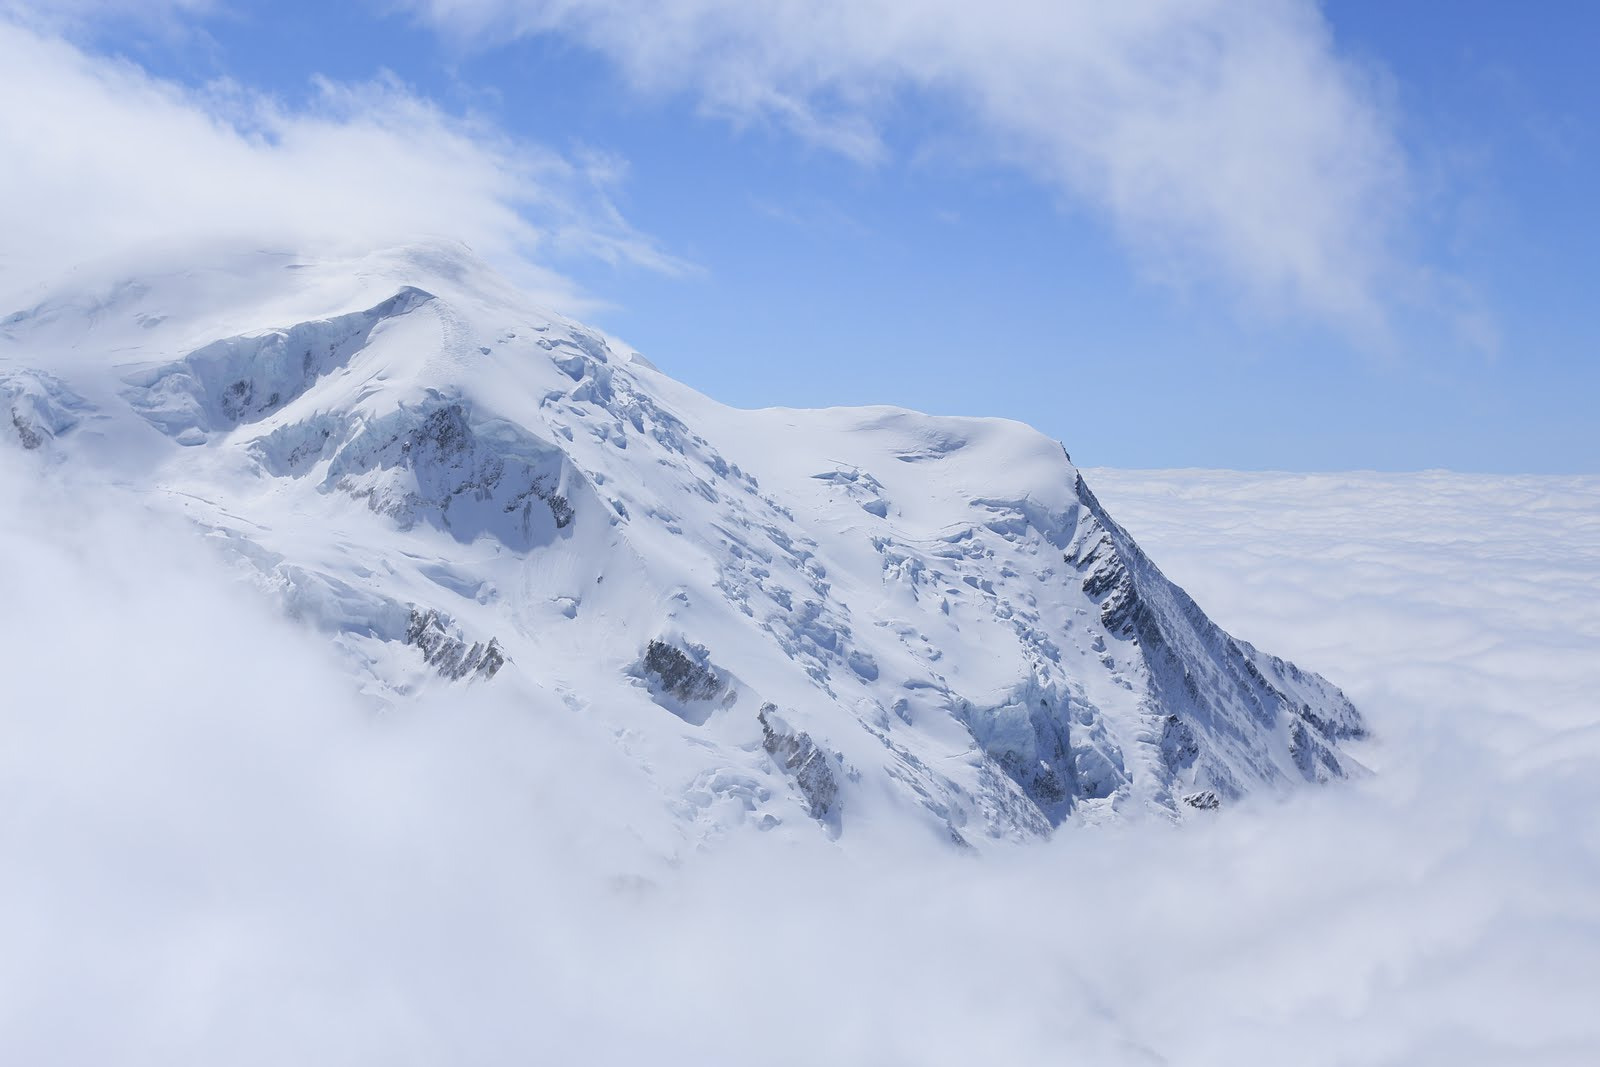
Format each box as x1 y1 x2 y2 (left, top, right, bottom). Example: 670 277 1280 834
1 241 1365 847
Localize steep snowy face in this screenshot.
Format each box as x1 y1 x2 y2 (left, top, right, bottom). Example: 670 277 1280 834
0 242 1365 848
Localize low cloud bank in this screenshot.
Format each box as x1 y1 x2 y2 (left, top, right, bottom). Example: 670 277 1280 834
3 456 1597 1064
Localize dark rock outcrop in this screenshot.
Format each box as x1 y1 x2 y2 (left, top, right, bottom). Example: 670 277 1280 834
1069 472 1366 803
2 369 88 451
406 607 505 681
643 639 723 702
759 703 840 826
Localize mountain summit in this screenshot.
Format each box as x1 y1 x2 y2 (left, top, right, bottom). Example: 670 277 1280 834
2 242 1365 846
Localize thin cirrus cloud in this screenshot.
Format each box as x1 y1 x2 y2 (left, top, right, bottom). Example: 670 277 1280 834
407 0 1415 338
0 17 687 313
0 0 217 29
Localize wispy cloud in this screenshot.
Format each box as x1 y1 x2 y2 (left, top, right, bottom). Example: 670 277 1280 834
0 0 217 27
405 0 1416 337
0 17 686 311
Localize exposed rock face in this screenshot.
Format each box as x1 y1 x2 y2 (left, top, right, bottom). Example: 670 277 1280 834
642 639 723 703
759 704 840 826
406 608 505 681
2 370 88 451
1069 473 1366 803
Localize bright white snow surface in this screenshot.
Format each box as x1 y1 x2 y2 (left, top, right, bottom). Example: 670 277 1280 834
2 245 1598 1063
1 242 1367 846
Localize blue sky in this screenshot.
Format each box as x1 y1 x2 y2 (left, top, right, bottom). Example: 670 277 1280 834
5 0 1595 471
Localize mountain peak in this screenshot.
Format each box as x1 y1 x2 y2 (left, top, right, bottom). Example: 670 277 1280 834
1 247 1365 848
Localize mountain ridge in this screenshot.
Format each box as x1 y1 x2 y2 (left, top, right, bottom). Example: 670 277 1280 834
1 240 1366 848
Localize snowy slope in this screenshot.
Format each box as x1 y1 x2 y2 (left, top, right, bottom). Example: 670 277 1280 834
0 241 1365 847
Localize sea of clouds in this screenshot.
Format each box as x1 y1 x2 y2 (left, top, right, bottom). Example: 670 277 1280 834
3 457 1597 1065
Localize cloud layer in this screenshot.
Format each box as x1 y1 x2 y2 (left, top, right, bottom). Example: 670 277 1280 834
0 18 680 311
4 447 1597 1064
408 0 1411 334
